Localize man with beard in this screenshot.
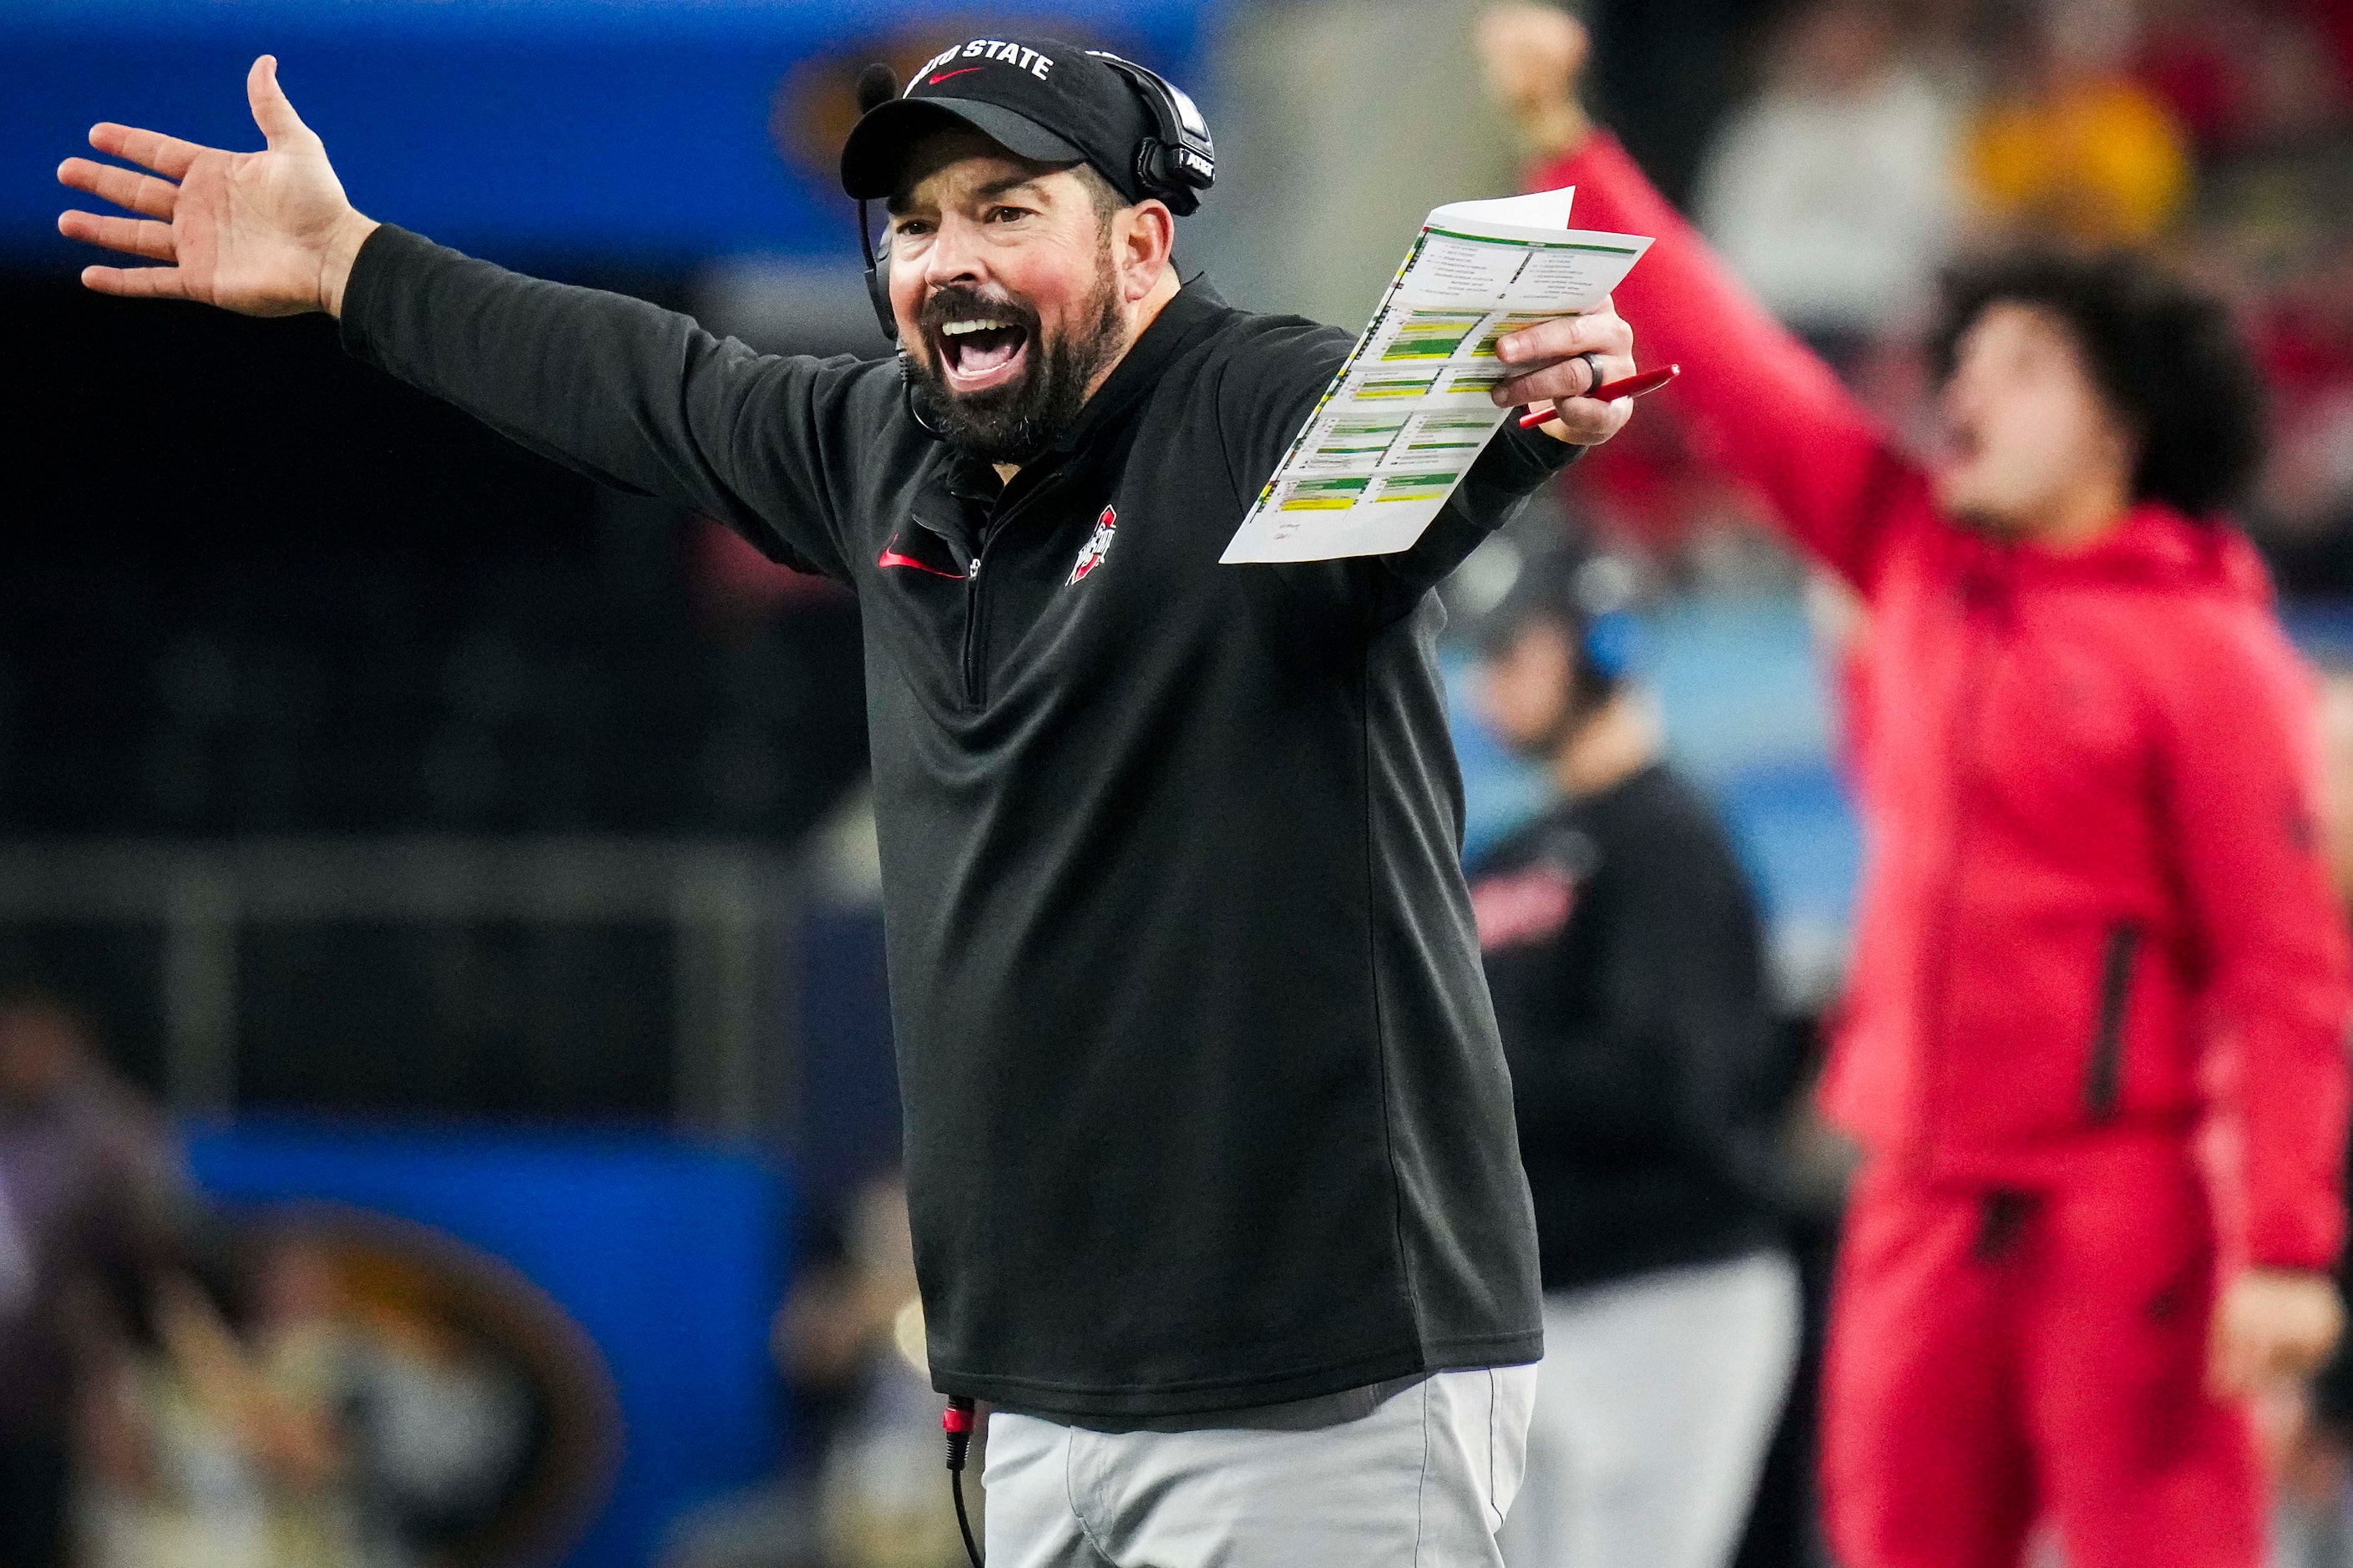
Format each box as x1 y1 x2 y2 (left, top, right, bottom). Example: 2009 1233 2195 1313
1477 7 2353 1567
60 41 1640 1565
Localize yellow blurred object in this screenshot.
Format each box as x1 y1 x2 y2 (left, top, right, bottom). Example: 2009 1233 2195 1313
1966 76 2192 244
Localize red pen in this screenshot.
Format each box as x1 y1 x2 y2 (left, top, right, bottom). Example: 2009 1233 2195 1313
1517 362 1682 428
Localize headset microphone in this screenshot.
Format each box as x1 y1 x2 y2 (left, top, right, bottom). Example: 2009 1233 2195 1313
850 63 945 436
854 61 898 114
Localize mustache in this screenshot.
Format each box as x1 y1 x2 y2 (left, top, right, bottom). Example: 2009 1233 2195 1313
918 286 1040 336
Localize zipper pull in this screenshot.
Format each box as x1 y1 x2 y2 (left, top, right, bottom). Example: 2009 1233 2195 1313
968 555 983 580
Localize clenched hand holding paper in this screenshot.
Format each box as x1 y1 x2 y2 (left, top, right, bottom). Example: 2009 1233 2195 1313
1221 186 1652 564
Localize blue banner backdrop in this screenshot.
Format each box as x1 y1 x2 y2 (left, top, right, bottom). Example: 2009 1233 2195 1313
189 1121 797 1568
7 0 1210 266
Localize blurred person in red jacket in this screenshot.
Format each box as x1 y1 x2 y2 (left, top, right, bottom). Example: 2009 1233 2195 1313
1480 8 2353 1568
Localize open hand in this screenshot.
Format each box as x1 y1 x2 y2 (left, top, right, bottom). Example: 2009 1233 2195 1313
1492 297 1637 446
2209 1267 2345 1399
58 55 377 316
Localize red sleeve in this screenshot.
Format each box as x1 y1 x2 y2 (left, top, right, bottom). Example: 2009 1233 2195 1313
2160 606 2353 1273
1540 134 1931 596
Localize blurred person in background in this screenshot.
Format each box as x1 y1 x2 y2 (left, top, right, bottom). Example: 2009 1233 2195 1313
80 1222 534 1568
664 1172 962 1568
1965 0 2191 245
331 1245 530 1557
2253 240 2353 593
790 1176 964 1568
2135 0 2352 157
2264 662 2353 1568
78 1250 377 1568
1480 7 2353 1567
1689 0 1963 371
60 33 1645 1564
1467 545 1798 1568
0 989 185 1568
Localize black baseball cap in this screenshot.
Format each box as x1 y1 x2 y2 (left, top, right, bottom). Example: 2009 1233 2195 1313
840 36 1159 207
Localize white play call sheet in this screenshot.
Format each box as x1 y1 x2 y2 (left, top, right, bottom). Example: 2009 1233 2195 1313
1220 186 1652 564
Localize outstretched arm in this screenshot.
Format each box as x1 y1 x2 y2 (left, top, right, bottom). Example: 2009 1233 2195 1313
1475 3 1931 594
58 57 869 579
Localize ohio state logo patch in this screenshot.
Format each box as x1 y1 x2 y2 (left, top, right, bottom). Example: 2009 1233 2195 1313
1067 506 1116 585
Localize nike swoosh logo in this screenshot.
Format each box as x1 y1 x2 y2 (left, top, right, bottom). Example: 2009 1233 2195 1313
878 544 964 579
929 67 983 83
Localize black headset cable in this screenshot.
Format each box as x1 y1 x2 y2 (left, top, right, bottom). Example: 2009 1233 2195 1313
944 1396 982 1566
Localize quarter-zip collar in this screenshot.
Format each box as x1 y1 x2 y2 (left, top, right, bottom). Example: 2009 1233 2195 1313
1024 272 1236 473
909 274 1243 709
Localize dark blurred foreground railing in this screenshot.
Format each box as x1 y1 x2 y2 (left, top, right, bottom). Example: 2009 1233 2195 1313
0 837 810 1135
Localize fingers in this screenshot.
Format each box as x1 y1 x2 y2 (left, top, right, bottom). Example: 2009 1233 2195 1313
1491 349 1627 411
1494 300 1632 372
1495 317 1602 367
2211 1339 2306 1399
57 157 178 219
1490 305 1634 407
247 54 314 149
78 264 190 301
2207 1318 2340 1399
2210 1272 2349 1401
58 210 175 262
87 122 209 180
2206 1324 2254 1401
1530 392 1635 448
2268 1325 2340 1383
2207 1285 2250 1399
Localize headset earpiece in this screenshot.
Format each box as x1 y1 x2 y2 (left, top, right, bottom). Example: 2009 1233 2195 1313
1085 52 1216 216
1571 555 1642 687
853 63 903 345
1581 610 1638 685
858 197 898 343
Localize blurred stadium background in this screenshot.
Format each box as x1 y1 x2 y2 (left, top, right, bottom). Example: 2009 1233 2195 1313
4 0 2351 1564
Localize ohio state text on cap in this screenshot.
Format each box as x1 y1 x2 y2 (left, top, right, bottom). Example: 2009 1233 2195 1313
840 37 1161 207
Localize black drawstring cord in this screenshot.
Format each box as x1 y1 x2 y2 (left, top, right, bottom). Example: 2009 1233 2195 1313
944 1396 982 1567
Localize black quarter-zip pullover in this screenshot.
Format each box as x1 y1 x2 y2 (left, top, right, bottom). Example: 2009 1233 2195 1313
342 225 1574 1417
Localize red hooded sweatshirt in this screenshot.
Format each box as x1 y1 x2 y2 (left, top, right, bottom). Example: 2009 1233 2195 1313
1544 133 2352 1273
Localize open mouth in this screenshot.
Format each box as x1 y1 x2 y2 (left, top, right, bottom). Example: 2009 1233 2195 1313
933 316 1032 395
1936 417 1983 476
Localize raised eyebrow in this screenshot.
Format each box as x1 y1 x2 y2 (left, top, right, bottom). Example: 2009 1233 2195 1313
973 172 1052 203
888 170 1054 217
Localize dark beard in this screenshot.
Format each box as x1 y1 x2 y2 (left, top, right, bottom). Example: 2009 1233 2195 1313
907 262 1126 466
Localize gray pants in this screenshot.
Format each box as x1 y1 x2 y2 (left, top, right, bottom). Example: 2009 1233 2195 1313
1498 1249 1802 1568
983 1366 1539 1566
